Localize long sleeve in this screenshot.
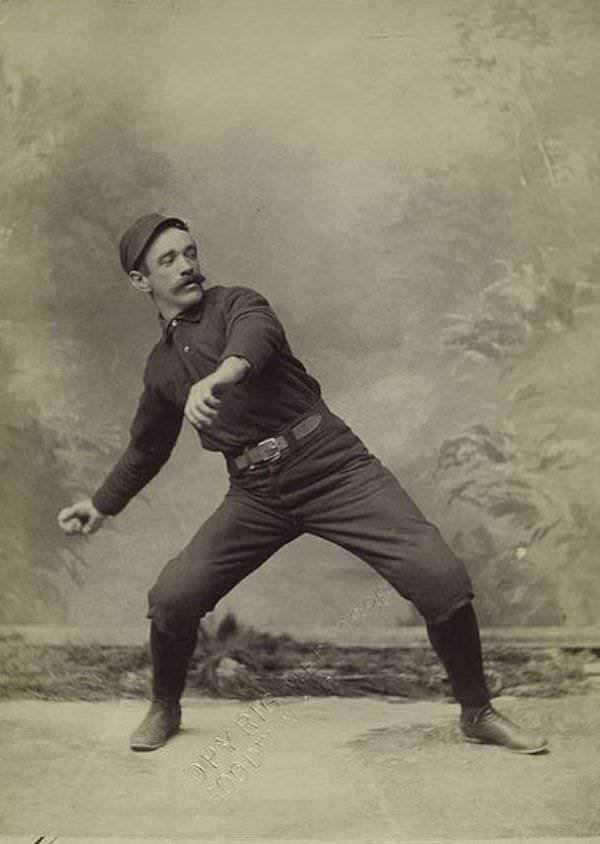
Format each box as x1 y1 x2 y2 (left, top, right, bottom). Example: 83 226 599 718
92 382 184 516
219 287 285 374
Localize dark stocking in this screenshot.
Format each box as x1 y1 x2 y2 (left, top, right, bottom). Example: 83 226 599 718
426 602 490 712
150 622 199 704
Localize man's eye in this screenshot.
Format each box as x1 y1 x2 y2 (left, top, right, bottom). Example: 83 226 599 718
186 249 197 259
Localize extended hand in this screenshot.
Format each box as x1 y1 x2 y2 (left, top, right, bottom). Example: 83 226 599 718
184 375 222 429
57 498 105 536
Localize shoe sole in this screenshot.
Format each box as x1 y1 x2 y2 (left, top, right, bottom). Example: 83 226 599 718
462 736 549 755
130 740 170 752
130 726 180 752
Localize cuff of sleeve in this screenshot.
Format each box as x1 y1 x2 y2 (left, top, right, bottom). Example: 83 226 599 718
219 344 264 374
91 491 122 518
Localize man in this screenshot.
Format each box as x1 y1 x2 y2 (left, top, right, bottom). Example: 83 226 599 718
58 213 547 755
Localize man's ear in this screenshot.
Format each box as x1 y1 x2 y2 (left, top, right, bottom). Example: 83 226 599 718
128 270 152 295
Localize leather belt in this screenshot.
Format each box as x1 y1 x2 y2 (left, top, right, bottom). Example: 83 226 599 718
234 413 322 471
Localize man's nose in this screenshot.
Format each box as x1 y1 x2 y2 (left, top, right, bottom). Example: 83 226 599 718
177 255 194 274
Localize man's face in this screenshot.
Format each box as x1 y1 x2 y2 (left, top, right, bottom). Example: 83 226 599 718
133 226 205 319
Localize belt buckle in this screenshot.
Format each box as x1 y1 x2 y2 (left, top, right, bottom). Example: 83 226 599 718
256 436 281 463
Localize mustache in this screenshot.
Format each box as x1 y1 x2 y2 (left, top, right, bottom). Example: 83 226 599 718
179 272 206 288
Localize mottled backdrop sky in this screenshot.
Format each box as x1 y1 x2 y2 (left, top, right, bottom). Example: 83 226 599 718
1 0 598 638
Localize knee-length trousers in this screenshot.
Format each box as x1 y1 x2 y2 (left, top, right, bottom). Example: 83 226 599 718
147 402 474 636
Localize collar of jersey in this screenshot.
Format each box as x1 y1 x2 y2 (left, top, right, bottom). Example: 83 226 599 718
159 298 206 340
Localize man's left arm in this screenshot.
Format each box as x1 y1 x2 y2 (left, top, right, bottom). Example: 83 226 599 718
184 287 284 429
219 286 285 374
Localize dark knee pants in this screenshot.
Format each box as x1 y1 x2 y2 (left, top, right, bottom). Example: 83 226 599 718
147 403 474 636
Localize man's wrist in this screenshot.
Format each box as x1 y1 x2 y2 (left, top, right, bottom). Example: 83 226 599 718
90 494 113 518
212 356 251 386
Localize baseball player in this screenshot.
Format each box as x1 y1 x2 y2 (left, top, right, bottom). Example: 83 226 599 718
58 214 547 755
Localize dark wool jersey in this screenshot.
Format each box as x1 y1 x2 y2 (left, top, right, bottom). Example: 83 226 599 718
93 285 322 515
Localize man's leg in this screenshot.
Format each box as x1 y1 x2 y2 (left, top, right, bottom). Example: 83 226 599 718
426 602 547 752
129 623 198 751
293 446 547 753
150 620 199 704
130 483 299 751
426 602 490 707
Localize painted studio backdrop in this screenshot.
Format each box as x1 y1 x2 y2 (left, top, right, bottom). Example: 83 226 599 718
1 0 599 637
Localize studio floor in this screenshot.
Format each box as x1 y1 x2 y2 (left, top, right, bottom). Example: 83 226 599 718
0 692 599 841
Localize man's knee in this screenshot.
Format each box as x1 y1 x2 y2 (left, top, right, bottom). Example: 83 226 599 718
412 523 466 575
404 523 474 623
147 567 212 636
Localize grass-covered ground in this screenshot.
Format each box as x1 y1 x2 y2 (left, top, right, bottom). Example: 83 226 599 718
1 614 598 701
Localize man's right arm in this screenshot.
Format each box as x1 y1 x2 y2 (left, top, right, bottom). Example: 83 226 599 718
58 383 184 534
92 383 184 516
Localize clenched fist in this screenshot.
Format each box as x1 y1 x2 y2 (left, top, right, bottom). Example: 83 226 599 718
57 498 105 536
184 374 223 429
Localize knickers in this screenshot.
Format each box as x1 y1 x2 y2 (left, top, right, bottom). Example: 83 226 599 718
147 403 474 637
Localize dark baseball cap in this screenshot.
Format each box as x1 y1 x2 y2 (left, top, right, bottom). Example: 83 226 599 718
119 213 189 273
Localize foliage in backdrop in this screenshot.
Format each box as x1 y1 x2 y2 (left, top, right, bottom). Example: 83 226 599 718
0 58 172 621
1 0 599 631
431 255 599 626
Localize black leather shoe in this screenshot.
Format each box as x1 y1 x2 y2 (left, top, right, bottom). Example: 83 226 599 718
461 704 548 754
130 699 182 752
